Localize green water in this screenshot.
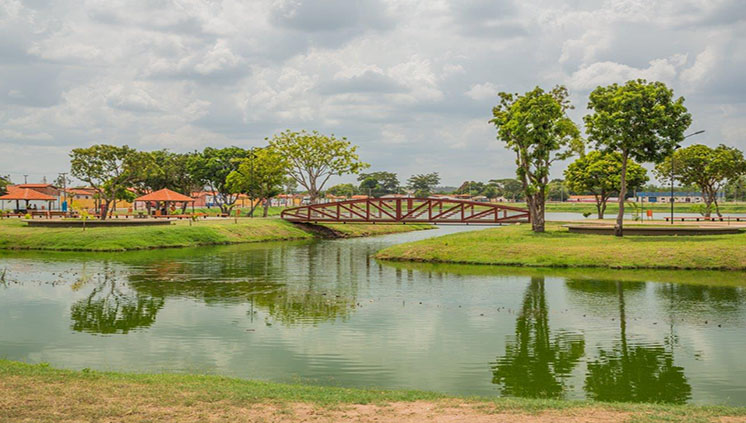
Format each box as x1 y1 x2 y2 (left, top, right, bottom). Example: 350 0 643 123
1 226 745 406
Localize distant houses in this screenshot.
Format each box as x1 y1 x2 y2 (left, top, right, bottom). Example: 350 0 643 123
634 191 724 204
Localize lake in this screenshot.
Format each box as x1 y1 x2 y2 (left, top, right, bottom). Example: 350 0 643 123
1 225 745 406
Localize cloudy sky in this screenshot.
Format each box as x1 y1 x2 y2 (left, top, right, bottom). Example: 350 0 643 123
1 0 744 186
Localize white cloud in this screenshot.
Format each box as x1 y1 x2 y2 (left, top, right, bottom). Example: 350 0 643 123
0 0 745 184
466 82 499 101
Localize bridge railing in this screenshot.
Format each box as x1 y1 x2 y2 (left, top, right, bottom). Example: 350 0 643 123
280 198 530 224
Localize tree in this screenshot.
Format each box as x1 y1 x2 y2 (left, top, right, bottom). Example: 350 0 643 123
69 145 148 219
725 175 746 203
407 173 440 197
357 171 400 197
491 86 582 232
135 150 200 212
565 151 648 219
490 178 524 201
268 130 369 203
187 147 247 214
226 147 289 217
326 183 358 198
0 174 10 196
654 144 746 217
546 179 570 202
585 80 691 236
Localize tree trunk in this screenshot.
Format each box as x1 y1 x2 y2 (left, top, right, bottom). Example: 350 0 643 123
614 154 628 237
263 199 270 217
529 193 545 233
100 200 111 220
714 197 722 217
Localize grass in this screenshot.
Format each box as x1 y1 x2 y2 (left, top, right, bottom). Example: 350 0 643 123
1 360 743 423
506 201 746 214
376 222 746 270
0 219 432 252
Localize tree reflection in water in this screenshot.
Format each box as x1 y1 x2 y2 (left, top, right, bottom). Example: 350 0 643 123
69 244 359 333
70 265 164 334
492 277 585 399
569 280 692 404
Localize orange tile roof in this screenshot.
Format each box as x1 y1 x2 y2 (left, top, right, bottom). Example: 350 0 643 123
0 188 56 201
134 188 194 202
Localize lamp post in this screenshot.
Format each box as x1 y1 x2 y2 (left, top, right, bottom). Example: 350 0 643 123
670 130 705 224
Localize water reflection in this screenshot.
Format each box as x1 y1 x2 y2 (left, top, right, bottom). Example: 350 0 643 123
492 277 585 399
1 233 745 405
70 265 164 334
583 281 691 403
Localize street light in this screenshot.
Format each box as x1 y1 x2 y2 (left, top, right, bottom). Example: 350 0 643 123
670 130 705 224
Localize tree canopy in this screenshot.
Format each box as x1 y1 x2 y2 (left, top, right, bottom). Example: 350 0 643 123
407 173 440 197
69 144 149 219
226 147 288 217
187 146 248 213
491 85 582 232
565 151 648 219
357 171 400 197
268 130 369 202
0 174 10 196
585 79 691 235
654 144 745 217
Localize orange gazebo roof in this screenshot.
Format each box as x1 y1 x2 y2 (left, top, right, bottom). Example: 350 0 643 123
134 188 195 203
0 188 56 201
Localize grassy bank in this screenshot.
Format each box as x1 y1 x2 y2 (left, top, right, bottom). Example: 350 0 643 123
0 219 431 252
499 201 746 214
376 222 746 270
1 360 743 423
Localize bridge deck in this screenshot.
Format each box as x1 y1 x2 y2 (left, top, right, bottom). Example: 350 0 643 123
281 198 530 224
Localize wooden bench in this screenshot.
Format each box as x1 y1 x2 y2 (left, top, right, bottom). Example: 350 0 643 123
664 216 743 222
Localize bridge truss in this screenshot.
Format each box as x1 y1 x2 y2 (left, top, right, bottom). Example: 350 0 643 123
280 198 530 225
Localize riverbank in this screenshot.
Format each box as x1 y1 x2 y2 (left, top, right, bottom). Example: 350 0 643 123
376 222 746 270
0 219 432 252
1 361 743 423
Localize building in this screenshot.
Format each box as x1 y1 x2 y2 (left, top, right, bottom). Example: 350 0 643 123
634 191 723 204
568 195 620 203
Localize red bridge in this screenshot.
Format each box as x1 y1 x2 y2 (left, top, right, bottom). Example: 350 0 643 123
281 198 530 224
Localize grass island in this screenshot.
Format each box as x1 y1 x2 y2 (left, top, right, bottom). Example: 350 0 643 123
376 222 746 270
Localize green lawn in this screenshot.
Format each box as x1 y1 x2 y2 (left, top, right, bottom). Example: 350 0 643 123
1 360 743 423
507 201 746 214
376 222 746 270
0 219 431 252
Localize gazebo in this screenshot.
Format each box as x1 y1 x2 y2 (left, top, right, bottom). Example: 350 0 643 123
0 188 56 212
134 188 195 216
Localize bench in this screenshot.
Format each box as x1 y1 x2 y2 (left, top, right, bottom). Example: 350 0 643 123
664 216 743 222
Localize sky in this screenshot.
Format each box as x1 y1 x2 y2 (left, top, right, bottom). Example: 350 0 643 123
1 0 744 187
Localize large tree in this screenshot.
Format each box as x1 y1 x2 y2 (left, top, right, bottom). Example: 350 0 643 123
407 172 440 197
654 144 746 217
268 130 368 203
585 79 691 236
187 146 247 214
565 151 648 219
69 144 149 219
226 147 289 217
357 171 400 197
491 86 582 232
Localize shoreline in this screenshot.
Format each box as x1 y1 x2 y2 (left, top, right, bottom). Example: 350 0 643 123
2 360 744 423
375 222 746 271
0 219 433 253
